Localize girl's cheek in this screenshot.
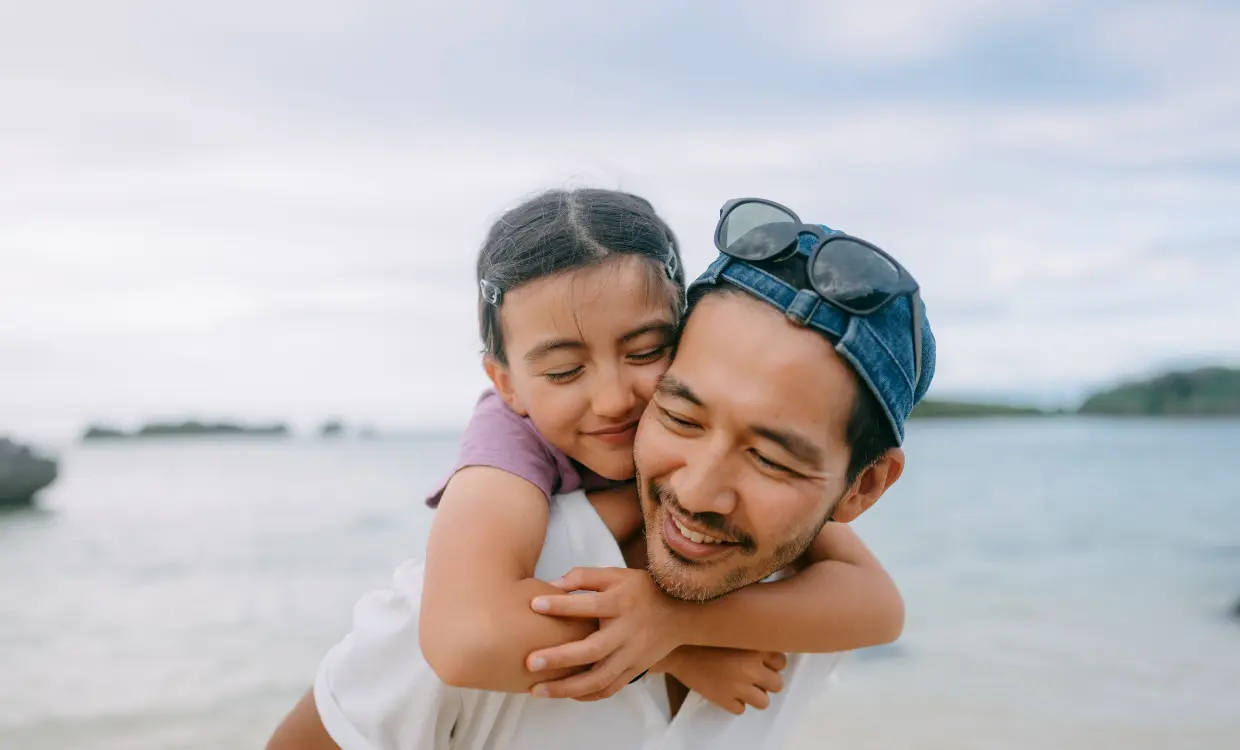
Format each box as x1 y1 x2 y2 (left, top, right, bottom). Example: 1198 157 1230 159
633 362 671 403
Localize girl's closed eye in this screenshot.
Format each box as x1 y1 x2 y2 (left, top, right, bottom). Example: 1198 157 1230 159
543 342 670 384
628 346 670 363
544 366 583 384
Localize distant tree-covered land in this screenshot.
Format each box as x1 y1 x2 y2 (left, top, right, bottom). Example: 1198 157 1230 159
911 366 1240 419
82 421 289 441
910 400 1050 418
82 426 128 439
1077 366 1240 416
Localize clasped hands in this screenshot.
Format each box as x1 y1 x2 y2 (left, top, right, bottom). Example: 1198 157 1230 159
525 566 786 715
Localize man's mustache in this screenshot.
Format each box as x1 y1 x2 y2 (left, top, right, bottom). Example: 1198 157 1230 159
649 479 756 552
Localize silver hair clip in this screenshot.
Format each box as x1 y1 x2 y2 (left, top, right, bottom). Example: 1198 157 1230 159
665 244 687 314
479 278 502 305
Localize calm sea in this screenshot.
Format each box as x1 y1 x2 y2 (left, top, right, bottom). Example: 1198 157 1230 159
1 420 1237 749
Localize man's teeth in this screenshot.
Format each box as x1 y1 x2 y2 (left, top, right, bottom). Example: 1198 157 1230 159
673 516 725 545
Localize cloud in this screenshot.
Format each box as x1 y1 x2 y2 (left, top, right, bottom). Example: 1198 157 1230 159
2 1 1238 438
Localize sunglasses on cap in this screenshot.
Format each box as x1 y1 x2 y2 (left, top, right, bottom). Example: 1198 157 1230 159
714 197 924 386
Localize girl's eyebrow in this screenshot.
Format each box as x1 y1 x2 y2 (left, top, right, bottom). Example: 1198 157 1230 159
525 320 676 363
619 321 676 344
524 338 583 363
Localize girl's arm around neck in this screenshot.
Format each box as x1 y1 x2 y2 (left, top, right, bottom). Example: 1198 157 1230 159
419 466 597 692
671 522 904 654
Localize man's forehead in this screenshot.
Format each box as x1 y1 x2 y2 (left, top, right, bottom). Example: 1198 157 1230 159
668 291 856 446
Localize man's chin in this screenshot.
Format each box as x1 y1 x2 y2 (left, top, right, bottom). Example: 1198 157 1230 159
647 554 719 603
645 527 751 603
640 484 766 602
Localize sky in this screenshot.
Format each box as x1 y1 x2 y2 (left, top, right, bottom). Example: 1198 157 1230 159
3 0 1239 440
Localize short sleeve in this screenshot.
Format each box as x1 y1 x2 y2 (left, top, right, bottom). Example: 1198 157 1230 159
425 390 581 507
313 560 460 750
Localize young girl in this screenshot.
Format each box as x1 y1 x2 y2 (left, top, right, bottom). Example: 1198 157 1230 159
418 188 903 714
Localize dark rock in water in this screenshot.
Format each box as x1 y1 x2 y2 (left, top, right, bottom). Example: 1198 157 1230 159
1232 598 1240 622
0 437 59 507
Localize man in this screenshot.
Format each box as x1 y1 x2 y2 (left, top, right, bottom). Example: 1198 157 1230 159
268 198 935 749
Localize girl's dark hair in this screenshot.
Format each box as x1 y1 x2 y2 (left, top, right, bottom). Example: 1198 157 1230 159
477 188 685 364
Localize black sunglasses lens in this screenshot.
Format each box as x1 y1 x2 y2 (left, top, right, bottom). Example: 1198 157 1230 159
811 238 902 311
720 202 798 261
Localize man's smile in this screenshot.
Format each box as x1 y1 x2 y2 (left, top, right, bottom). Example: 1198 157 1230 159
661 507 740 562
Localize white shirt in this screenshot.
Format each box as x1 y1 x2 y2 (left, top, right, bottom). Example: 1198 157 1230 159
314 490 841 750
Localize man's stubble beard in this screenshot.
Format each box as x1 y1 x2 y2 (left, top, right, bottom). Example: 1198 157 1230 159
635 467 838 603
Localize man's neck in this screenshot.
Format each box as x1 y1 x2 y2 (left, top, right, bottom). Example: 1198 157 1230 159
620 533 646 570
620 534 690 719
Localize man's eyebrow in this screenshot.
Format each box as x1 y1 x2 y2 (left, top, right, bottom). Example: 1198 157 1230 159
752 425 825 468
524 338 584 363
654 374 703 406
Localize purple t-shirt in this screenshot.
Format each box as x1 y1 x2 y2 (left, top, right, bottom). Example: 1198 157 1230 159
426 389 619 507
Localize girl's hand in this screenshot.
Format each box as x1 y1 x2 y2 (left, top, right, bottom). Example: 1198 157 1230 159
663 646 787 715
526 567 686 699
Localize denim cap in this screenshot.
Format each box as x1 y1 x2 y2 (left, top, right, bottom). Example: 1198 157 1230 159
688 226 936 443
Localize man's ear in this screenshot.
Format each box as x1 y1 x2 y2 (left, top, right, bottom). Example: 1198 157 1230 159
483 355 528 416
831 447 905 523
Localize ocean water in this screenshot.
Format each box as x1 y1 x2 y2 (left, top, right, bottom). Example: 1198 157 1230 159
0 419 1237 749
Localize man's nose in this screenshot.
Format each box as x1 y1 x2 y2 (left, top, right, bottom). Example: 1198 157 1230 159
591 365 637 420
672 440 739 517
